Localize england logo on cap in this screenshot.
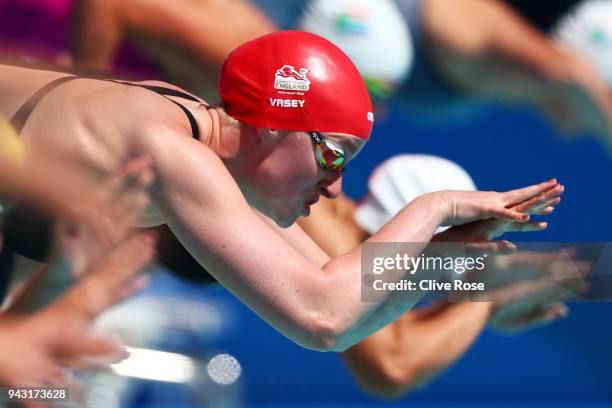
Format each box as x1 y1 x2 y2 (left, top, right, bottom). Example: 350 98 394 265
274 65 311 91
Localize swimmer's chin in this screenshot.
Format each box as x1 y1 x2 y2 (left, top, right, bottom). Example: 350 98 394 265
272 209 303 229
275 214 298 229
256 207 299 229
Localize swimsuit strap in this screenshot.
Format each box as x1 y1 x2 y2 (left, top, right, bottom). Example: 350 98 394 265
107 80 202 140
10 75 79 133
10 76 202 140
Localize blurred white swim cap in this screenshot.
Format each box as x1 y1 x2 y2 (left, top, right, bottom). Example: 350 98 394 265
354 155 476 234
553 0 612 85
298 0 413 99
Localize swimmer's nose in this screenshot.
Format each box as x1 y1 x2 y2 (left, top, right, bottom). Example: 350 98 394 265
321 176 342 199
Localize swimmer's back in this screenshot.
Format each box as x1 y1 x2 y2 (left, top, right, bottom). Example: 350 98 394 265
0 64 212 227
0 65 205 177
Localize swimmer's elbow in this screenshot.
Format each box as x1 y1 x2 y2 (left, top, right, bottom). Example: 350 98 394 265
291 306 364 352
296 312 345 352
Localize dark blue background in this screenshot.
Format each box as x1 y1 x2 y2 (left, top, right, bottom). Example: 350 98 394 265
152 105 612 406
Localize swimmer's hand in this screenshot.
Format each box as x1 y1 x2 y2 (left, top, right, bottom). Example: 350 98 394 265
528 52 612 155
54 156 154 277
425 0 612 154
485 249 591 334
436 180 564 250
0 232 155 389
6 156 154 314
435 179 561 228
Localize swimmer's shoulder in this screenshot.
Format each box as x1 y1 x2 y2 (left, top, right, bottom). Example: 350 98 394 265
102 79 212 142
126 79 209 106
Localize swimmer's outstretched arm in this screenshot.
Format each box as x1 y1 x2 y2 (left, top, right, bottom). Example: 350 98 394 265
343 301 492 398
296 198 495 397
144 130 552 351
424 0 612 145
71 0 274 71
7 158 153 313
0 232 155 388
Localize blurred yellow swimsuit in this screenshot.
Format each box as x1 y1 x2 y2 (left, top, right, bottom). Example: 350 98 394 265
0 117 24 161
0 117 25 228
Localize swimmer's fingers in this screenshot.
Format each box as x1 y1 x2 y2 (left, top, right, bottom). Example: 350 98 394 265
479 182 563 230
80 234 155 316
92 158 153 238
482 275 582 315
535 206 556 216
64 344 129 371
56 186 150 277
472 218 522 240
489 249 582 298
89 233 156 286
499 250 590 291
82 208 124 249
82 202 141 254
103 159 154 222
58 233 156 319
492 302 568 334
93 159 154 246
464 240 517 257
69 156 152 237
547 260 592 294
99 156 154 203
109 190 150 228
515 192 562 215
511 184 564 214
486 206 530 223
502 248 577 270
513 302 569 328
437 219 515 243
547 302 570 319
68 156 150 216
21 400 53 408
514 272 587 306
502 179 559 208
19 360 68 395
56 334 126 366
470 219 549 240
107 274 151 307
54 209 125 277
504 221 549 233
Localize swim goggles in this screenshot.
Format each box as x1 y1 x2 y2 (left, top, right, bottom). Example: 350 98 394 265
309 132 346 173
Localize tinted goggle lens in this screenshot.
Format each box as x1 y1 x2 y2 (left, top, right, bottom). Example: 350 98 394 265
311 132 345 172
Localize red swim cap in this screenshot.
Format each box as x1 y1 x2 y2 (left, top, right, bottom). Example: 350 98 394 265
219 30 374 141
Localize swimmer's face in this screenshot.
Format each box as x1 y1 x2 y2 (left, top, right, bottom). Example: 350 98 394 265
248 130 365 227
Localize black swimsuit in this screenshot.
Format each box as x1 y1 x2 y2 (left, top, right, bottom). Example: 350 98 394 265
0 76 206 299
10 76 203 139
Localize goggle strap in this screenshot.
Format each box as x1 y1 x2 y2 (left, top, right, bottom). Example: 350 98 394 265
310 131 324 145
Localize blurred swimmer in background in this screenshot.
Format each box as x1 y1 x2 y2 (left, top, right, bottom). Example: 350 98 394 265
62 0 612 152
0 117 157 387
298 155 581 398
